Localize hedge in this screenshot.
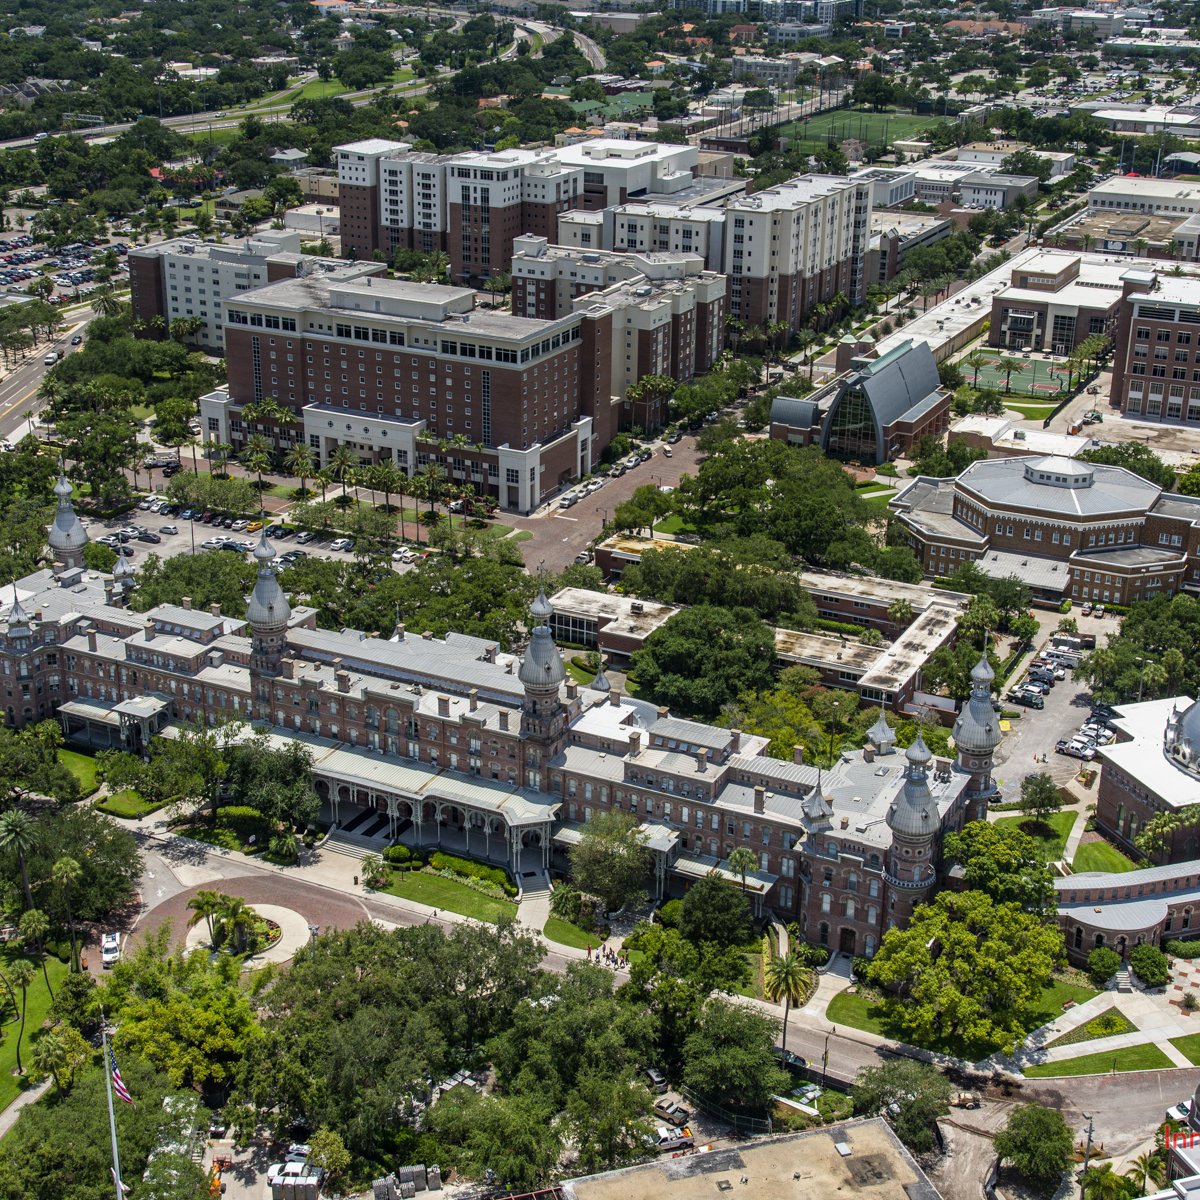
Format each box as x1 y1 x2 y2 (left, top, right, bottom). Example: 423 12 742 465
814 617 864 638
1168 939 1200 958
429 851 518 897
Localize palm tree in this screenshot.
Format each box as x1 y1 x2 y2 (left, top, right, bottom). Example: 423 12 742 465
328 444 357 500
217 895 256 955
0 810 38 911
18 909 52 1000
187 889 225 943
314 466 333 503
91 285 121 319
421 461 446 519
30 1028 68 1093
52 856 82 973
241 434 273 519
728 846 758 893
1002 358 1027 394
1125 1153 1165 1197
886 598 914 627
1082 1164 1126 1200
394 468 411 542
964 349 991 387
285 443 315 499
764 951 811 1061
8 959 36 1075
795 330 820 382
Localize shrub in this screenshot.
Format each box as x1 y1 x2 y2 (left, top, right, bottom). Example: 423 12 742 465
1087 946 1122 987
658 899 683 929
1130 943 1170 988
1167 939 1200 958
876 462 898 477
1059 599 1072 613
1085 1010 1126 1038
428 851 518 897
1185 992 1199 1012
851 954 871 981
384 844 411 864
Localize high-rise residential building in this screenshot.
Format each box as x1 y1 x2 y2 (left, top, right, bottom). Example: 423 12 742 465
334 137 703 281
199 276 614 513
128 231 382 351
722 173 873 334
1110 267 1200 426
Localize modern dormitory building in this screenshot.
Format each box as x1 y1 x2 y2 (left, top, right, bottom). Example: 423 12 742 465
17 483 1006 958
334 137 716 284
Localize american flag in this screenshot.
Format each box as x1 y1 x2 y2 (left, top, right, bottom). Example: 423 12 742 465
109 1046 133 1105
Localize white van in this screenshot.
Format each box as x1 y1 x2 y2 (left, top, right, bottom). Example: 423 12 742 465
43 351 59 366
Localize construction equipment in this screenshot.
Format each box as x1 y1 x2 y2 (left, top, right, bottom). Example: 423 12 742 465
207 1161 228 1196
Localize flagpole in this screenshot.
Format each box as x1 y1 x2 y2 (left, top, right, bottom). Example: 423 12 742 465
100 1008 124 1200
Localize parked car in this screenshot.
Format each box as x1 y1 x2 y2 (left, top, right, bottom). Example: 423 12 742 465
574 551 592 564
201 538 225 550
137 530 161 543
159 524 178 536
1007 690 1044 710
246 520 264 533
97 535 120 548
230 519 249 532
667 431 683 444
653 1100 691 1127
643 1067 668 1095
329 537 354 552
137 497 154 510
1168 1100 1193 1124
295 530 315 544
70 334 82 345
101 932 121 968
650 1125 694 1152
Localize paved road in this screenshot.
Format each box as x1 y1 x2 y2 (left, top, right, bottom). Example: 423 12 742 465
573 30 607 70
508 429 710 573
0 309 93 443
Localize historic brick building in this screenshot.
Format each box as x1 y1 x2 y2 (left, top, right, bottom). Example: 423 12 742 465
11 491 1005 954
890 453 1200 606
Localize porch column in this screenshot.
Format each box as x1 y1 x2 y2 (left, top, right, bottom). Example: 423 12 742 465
464 812 471 855
386 795 398 840
543 822 551 869
435 802 444 847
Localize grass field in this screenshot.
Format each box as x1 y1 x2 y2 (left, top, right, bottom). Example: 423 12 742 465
382 871 517 924
0 946 70 1113
1073 840 1138 874
59 749 97 796
543 917 595 949
1024 1044 1173 1077
1004 401 1059 420
184 126 241 146
826 975 1097 1059
95 790 160 819
1170 1034 1200 1065
779 108 950 150
994 810 1078 862
654 514 698 536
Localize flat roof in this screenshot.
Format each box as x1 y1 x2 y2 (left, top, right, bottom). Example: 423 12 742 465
1099 696 1200 809
561 1119 941 1200
549 587 677 638
1089 177 1200 201
799 569 970 610
726 173 858 212
774 628 881 673
977 549 1071 592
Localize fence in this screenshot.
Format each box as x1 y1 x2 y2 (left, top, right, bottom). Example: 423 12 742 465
679 1085 773 1136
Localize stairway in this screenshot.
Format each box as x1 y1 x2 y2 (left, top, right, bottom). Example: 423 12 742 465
520 870 552 899
1115 967 1134 993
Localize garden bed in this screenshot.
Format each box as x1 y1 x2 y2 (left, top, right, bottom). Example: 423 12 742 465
95 790 165 819
1046 1007 1136 1048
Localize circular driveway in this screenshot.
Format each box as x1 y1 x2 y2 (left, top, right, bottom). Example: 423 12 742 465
133 874 372 960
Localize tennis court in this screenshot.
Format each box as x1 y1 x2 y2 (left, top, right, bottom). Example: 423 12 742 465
969 353 1070 396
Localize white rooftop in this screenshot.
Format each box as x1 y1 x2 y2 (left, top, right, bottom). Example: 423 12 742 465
1099 696 1200 810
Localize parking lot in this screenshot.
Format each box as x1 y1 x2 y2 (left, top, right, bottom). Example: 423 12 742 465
83 497 416 574
0 231 128 301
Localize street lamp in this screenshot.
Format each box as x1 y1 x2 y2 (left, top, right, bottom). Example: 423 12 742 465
308 923 319 949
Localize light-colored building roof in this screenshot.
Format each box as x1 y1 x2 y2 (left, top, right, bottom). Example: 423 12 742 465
955 455 1162 517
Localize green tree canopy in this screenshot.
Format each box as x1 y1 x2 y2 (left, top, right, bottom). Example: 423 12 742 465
569 810 652 914
681 997 789 1112
851 1060 952 1153
943 821 1056 917
678 874 754 950
994 1103 1074 1192
632 605 777 718
868 891 1065 1053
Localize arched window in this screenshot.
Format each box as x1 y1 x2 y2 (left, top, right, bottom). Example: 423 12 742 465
864 934 876 958
846 872 859 892
1094 933 1105 949
1073 926 1083 949
844 899 856 920
818 922 829 946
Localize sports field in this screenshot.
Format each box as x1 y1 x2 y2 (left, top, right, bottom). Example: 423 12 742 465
968 352 1070 395
779 108 950 150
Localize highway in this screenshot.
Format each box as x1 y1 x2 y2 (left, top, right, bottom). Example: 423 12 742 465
0 308 94 443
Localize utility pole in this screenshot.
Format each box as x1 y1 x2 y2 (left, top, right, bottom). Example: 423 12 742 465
1079 1112 1095 1200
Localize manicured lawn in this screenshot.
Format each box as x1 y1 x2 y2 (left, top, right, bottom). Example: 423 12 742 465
565 661 596 686
59 749 97 796
1170 1034 1200 1065
654 514 698 536
826 975 1099 1058
1024 1044 1173 1077
0 946 70 1113
506 529 533 543
994 810 1078 862
95 790 160 819
1047 1006 1136 1048
543 917 595 949
1004 402 1058 420
1073 840 1138 874
779 108 949 150
381 871 517 924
